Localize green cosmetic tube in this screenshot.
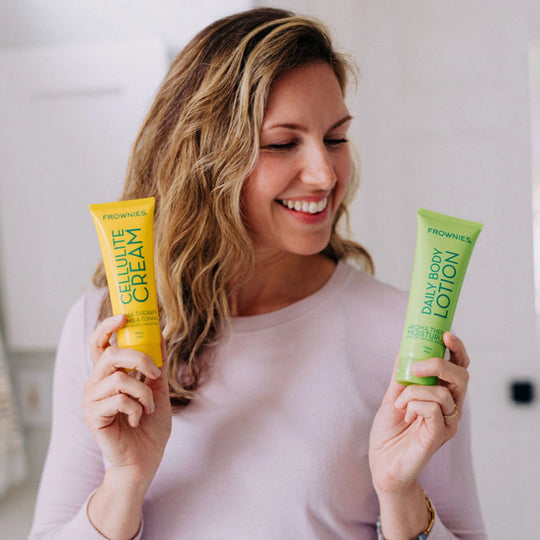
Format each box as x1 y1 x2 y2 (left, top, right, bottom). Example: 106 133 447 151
396 208 483 385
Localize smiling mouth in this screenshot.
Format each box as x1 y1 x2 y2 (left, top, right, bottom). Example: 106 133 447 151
277 198 328 214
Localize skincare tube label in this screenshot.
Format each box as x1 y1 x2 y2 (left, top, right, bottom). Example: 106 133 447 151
396 208 483 385
89 197 162 366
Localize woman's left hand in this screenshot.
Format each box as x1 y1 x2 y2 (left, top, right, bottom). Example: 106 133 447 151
368 332 470 496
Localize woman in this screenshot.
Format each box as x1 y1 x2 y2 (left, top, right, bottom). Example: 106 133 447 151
30 8 487 539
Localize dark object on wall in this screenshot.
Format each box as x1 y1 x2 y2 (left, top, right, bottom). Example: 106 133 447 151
510 380 535 404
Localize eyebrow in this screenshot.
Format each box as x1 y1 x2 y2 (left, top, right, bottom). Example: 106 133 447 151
264 114 353 132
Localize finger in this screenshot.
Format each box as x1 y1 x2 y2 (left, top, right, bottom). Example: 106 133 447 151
84 393 144 430
90 346 162 384
403 400 445 436
442 403 461 424
154 336 169 392
91 370 155 415
88 314 127 364
394 384 456 417
160 335 168 366
411 358 469 407
412 357 469 389
136 336 170 417
444 332 470 369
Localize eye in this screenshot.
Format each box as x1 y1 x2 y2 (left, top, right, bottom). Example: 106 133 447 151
325 138 349 147
264 141 298 151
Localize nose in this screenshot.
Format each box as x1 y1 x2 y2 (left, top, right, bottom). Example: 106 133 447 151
300 143 337 190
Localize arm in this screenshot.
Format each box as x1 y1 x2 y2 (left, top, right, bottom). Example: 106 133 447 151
29 293 171 539
29 293 109 539
417 398 487 539
374 400 487 539
82 313 170 539
369 333 488 539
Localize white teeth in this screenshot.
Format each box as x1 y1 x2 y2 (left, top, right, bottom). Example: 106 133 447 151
279 198 328 214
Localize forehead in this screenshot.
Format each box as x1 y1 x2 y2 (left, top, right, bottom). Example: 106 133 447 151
262 62 349 128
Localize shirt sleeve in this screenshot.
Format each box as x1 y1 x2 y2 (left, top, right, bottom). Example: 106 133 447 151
28 291 143 540
419 398 489 539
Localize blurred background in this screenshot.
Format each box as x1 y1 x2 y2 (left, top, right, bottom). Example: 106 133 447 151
0 1 539 538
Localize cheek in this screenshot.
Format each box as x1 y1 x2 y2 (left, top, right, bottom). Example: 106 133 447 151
241 173 276 233
334 152 353 200
242 178 272 215
245 158 290 203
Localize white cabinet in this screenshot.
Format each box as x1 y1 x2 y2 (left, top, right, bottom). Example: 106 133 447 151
0 41 168 350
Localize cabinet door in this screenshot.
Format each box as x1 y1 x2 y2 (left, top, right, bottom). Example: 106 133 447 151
0 40 168 350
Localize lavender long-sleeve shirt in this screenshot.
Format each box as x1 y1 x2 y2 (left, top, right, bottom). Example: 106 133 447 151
30 261 488 539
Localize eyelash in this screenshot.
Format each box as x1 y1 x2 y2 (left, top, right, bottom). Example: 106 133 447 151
264 138 349 151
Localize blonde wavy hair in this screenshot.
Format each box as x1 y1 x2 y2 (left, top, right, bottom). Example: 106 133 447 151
93 7 373 407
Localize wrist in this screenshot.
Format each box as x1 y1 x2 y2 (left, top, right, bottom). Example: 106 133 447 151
103 466 153 500
374 477 418 499
88 469 148 540
376 483 432 540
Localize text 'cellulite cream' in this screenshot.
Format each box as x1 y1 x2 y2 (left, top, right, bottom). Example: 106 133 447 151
396 208 483 385
89 197 162 367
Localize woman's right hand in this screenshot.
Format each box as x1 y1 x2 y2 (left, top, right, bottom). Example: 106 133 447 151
82 314 172 492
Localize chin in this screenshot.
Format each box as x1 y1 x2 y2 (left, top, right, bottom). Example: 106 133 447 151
287 236 332 257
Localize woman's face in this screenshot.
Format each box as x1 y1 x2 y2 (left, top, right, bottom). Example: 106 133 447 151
242 61 353 259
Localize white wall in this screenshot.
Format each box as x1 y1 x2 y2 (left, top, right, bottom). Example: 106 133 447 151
0 1 250 353
2 0 540 538
263 1 540 537
0 2 251 538
0 0 250 52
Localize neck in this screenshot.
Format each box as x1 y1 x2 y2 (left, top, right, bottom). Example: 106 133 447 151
229 252 336 317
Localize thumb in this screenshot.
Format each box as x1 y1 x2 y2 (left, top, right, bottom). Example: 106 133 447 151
157 334 173 397
157 334 169 387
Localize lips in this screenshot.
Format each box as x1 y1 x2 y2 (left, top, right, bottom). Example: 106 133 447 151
277 197 328 215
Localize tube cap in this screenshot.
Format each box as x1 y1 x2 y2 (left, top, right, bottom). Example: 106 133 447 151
131 342 163 367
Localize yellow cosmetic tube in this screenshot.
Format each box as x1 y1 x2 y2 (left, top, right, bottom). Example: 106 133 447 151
89 197 162 367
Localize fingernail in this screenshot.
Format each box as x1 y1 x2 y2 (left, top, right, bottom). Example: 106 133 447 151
111 314 124 323
148 402 155 414
394 397 403 409
151 365 161 377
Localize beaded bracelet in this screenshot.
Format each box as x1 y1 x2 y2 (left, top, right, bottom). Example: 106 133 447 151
376 492 435 540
